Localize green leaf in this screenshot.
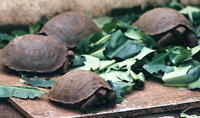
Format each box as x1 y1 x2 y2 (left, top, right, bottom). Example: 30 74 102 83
179 6 200 22
191 46 200 62
104 30 145 60
39 15 48 25
189 75 200 89
107 58 137 73
102 20 137 33
188 65 200 89
22 76 56 88
187 65 200 83
70 54 86 67
29 23 41 34
133 47 156 60
109 30 124 49
168 0 184 9
111 81 134 97
169 46 191 65
92 16 113 29
99 70 123 82
90 47 106 60
12 30 29 36
162 61 194 87
77 32 104 54
28 15 48 34
124 29 156 48
117 21 138 30
0 33 14 42
143 47 176 75
70 55 100 71
0 84 47 99
191 11 200 26
107 80 134 103
107 80 124 103
102 21 118 33
162 65 191 87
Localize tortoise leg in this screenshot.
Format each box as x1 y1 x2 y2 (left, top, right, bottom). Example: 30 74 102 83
80 94 98 113
60 58 69 74
157 32 174 49
105 91 117 107
186 32 198 48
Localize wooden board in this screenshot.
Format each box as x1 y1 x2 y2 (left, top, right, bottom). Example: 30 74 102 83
0 61 200 117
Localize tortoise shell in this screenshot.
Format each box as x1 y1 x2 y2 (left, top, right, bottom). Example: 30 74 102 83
39 11 101 48
0 34 70 73
133 8 194 35
47 70 113 105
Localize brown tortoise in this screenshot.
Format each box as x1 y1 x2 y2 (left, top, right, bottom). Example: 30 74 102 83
39 11 101 49
132 8 198 49
0 34 74 74
47 70 117 113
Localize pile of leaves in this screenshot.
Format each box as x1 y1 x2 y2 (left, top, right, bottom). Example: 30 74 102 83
69 0 200 102
0 0 200 106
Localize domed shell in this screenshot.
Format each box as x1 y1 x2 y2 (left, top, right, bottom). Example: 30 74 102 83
133 8 194 35
47 70 112 104
0 34 68 73
39 11 101 48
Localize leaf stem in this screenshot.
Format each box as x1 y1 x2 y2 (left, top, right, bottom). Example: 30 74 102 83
130 70 138 80
99 60 116 71
94 34 111 46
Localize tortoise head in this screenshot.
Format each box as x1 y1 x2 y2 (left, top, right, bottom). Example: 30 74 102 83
173 26 186 40
96 88 107 102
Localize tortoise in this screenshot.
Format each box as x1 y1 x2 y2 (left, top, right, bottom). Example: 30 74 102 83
0 34 75 74
132 7 198 49
39 11 101 49
47 70 117 113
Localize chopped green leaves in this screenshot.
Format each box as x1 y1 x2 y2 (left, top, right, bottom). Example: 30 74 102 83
104 30 145 60
143 47 176 75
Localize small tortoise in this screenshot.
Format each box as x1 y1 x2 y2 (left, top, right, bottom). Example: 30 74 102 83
0 34 74 74
132 8 198 49
47 70 117 113
39 11 101 49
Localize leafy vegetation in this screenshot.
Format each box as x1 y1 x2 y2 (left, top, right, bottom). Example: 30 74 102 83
0 0 200 111
69 0 200 102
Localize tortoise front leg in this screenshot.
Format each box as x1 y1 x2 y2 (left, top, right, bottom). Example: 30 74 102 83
157 32 174 49
60 58 69 74
80 94 98 113
105 91 117 107
186 32 198 48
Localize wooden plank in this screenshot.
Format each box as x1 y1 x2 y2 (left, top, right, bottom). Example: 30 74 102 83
0 61 200 117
